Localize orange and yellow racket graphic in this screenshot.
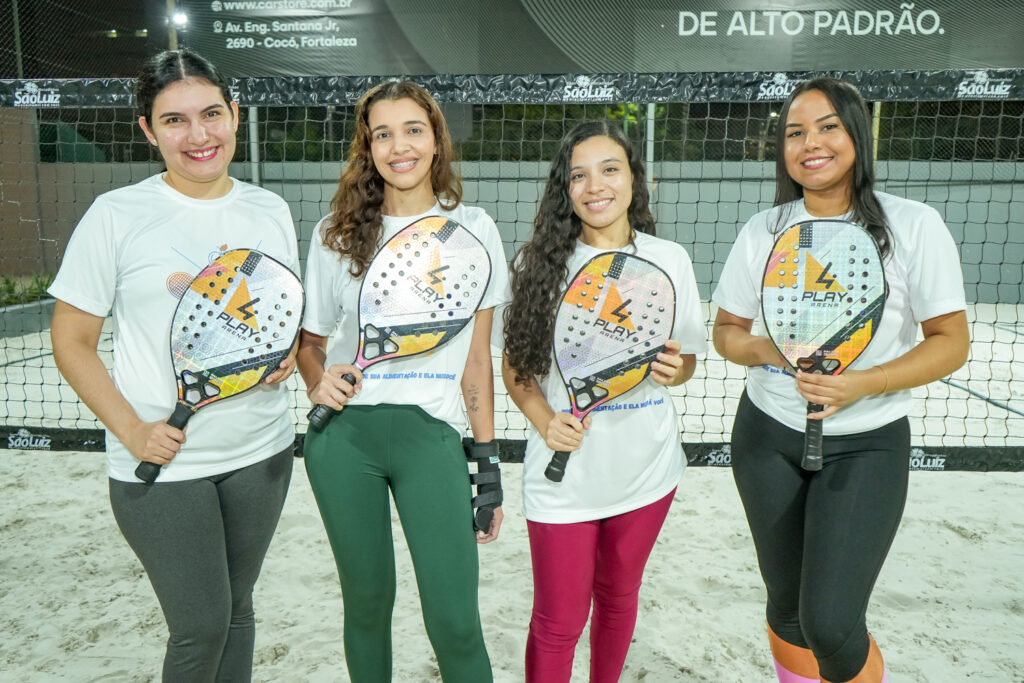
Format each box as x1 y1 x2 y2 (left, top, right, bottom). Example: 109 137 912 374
306 216 491 429
761 220 886 471
546 252 675 482
136 249 303 484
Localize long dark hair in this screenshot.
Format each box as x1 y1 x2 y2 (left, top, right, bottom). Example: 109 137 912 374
134 49 233 126
504 121 655 384
774 77 891 258
321 81 462 278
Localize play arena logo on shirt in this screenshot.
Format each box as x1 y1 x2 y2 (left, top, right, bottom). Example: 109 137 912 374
7 428 52 450
563 76 618 102
908 447 945 471
955 71 1012 100
13 82 61 108
756 73 797 101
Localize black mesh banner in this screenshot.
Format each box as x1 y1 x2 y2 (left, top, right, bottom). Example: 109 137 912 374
3 69 1024 108
5 428 1021 472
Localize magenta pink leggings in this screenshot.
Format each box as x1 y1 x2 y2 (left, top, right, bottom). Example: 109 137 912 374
525 489 675 683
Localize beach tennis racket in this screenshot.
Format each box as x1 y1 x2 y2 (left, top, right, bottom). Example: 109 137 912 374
761 219 886 471
545 252 676 482
306 216 491 429
135 249 304 484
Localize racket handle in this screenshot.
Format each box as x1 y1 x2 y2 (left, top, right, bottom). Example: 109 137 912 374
135 402 194 485
801 402 825 471
544 450 571 482
306 372 358 430
306 404 334 430
135 461 161 485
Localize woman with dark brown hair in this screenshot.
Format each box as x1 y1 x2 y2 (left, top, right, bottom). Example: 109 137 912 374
296 81 509 682
49 49 298 681
502 120 707 682
713 77 969 683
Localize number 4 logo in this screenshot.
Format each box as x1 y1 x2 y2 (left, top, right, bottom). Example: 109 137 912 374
225 279 261 329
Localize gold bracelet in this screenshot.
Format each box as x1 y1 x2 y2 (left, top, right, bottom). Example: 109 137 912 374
876 365 890 395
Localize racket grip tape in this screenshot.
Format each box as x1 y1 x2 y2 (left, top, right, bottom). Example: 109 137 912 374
134 461 161 485
544 450 571 482
306 372 358 430
134 402 194 485
801 402 825 471
306 404 333 430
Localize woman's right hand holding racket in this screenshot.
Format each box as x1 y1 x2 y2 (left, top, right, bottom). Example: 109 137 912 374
308 364 363 411
794 367 888 419
544 412 591 453
126 419 186 468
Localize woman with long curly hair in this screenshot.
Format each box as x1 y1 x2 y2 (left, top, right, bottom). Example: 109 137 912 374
713 77 969 682
296 81 509 682
502 121 707 682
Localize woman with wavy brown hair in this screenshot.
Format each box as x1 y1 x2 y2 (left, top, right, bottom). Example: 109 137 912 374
296 81 509 682
502 120 706 681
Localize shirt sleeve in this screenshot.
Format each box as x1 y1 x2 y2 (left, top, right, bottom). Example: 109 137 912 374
301 218 344 336
477 211 512 311
711 217 766 321
904 206 967 323
670 244 709 355
47 197 118 317
275 198 301 276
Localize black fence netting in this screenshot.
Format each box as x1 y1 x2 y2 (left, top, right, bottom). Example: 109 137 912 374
1 70 1022 470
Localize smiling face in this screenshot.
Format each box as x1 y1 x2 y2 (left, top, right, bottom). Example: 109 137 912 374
783 88 856 213
138 78 238 199
568 134 633 244
367 97 437 211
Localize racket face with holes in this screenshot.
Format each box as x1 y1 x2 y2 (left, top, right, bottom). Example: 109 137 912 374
553 252 676 420
761 220 885 375
353 216 490 370
170 249 303 410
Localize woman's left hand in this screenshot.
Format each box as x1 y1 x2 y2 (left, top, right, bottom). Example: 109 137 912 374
649 340 694 387
476 506 503 544
263 342 298 384
796 368 881 419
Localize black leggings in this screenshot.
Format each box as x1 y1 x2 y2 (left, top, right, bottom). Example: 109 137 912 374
109 446 293 682
731 392 909 682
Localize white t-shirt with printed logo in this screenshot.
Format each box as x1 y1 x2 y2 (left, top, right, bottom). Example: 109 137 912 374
302 202 511 435
519 232 708 524
48 174 300 482
712 192 967 435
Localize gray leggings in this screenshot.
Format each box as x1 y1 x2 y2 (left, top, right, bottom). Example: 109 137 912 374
109 446 292 682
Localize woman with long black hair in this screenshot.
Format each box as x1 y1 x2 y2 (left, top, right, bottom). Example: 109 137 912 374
713 77 970 682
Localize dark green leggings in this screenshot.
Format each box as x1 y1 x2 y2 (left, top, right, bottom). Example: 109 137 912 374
303 404 492 683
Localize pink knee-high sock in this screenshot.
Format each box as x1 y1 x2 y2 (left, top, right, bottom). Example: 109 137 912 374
773 657 820 683
768 624 820 683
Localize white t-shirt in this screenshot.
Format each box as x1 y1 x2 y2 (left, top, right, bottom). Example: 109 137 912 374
520 232 708 524
48 174 300 482
712 192 966 434
302 202 511 435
